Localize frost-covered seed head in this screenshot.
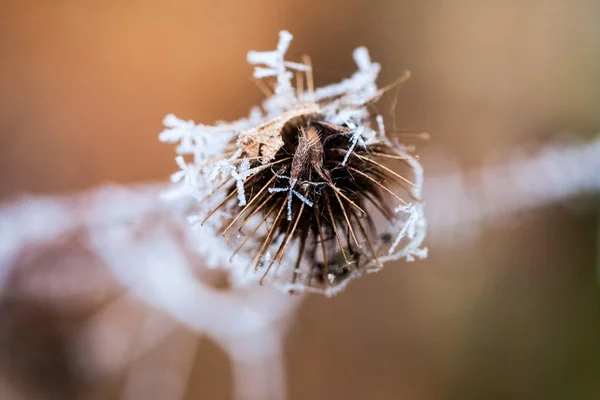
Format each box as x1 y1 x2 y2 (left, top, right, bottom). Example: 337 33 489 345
160 31 428 296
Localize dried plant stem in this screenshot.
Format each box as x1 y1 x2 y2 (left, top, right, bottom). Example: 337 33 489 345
260 215 295 285
332 189 361 248
229 201 279 261
301 55 315 103
277 201 306 264
295 70 304 100
253 78 274 98
355 153 417 187
231 192 277 238
385 131 430 140
366 152 411 160
201 189 238 225
313 206 329 287
326 201 352 268
292 229 308 285
222 175 278 236
253 200 287 271
328 182 367 215
352 209 382 268
225 331 287 400
347 166 408 205
362 70 411 104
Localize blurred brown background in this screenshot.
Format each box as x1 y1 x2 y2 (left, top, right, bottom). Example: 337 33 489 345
1 0 599 399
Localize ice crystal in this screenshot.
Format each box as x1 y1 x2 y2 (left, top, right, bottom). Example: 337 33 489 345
268 177 314 221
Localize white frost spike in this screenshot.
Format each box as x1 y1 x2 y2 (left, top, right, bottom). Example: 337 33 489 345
376 115 386 138
209 148 243 181
209 152 257 206
231 159 251 206
406 247 428 262
170 156 198 189
352 46 380 86
268 178 313 221
394 204 413 214
342 126 367 166
252 67 279 78
310 47 380 103
207 149 255 205
159 114 197 154
247 30 309 102
353 47 372 71
389 204 419 254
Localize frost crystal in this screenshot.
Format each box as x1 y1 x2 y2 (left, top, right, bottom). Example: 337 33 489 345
171 156 198 187
342 125 367 166
160 114 197 154
247 30 310 110
268 177 314 221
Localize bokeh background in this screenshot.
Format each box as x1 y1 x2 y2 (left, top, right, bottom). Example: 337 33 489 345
1 0 599 399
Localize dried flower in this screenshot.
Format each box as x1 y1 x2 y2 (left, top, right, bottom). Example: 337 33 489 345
160 31 428 296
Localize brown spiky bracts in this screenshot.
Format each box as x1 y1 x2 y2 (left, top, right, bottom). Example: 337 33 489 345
160 31 427 296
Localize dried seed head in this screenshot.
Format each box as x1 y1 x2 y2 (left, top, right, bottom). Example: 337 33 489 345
160 31 428 296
